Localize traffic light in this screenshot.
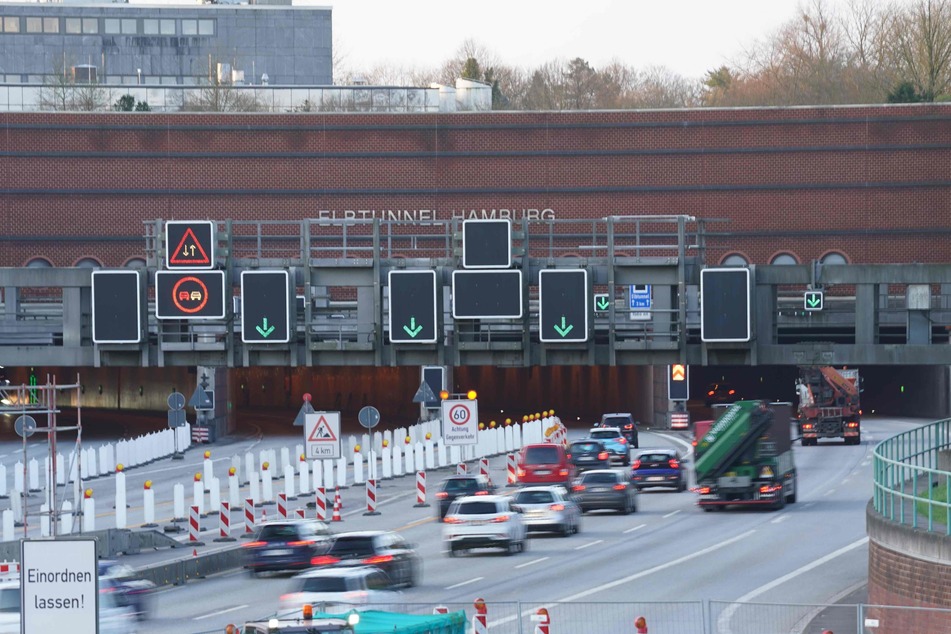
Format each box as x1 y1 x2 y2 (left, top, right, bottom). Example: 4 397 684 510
668 364 689 400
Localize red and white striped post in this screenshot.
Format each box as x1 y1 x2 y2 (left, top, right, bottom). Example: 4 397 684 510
472 598 487 634
479 457 489 478
533 607 550 634
277 493 287 519
189 505 204 546
215 502 236 542
433 605 449 615
457 463 467 475
242 498 255 537
414 471 430 507
506 453 518 487
315 487 327 522
296 508 305 519
363 479 380 516
335 486 342 510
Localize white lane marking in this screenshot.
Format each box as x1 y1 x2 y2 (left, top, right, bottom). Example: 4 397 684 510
446 576 484 590
515 557 549 569
862 460 871 467
770 514 788 524
717 537 868 634
193 604 249 621
824 489 836 496
663 510 680 519
623 523 646 534
574 539 603 550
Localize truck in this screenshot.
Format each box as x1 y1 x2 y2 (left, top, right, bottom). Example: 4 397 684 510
796 366 861 446
694 400 797 511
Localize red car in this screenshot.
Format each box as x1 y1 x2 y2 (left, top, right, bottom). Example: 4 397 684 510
516 443 575 486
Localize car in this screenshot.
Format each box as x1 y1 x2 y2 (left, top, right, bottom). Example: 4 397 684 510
279 566 401 615
443 494 528 556
571 469 638 514
600 413 640 447
243 518 334 576
98 560 156 621
587 427 631 465
567 439 611 472
516 443 576 486
435 474 496 520
0 577 137 634
309 530 420 588
512 485 582 537
705 381 739 407
631 448 687 492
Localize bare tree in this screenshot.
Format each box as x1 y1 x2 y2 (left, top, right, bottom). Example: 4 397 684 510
184 80 263 112
889 0 951 99
36 60 108 111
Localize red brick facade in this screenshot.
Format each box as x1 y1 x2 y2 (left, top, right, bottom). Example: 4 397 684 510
2 105 950 267
868 540 951 632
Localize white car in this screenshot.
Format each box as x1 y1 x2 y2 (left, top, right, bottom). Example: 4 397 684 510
278 566 401 615
512 485 582 537
0 578 136 634
443 494 528 556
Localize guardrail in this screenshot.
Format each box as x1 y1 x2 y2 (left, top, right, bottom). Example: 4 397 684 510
873 418 951 534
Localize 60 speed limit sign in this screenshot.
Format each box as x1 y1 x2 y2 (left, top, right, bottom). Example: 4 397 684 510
441 399 478 446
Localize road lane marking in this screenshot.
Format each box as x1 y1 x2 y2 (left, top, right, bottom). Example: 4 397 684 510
824 489 835 496
515 556 549 569
770 514 788 524
623 523 646 534
717 537 869 634
446 576 483 590
574 539 603 550
663 510 680 519
193 604 249 620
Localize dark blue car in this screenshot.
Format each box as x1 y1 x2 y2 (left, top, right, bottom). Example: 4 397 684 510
630 449 687 492
243 519 333 576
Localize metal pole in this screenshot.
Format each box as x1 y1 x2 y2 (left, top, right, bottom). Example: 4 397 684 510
21 386 28 540
49 375 57 538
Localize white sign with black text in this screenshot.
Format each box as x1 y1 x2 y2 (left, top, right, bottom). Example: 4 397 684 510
441 399 479 446
21 538 99 634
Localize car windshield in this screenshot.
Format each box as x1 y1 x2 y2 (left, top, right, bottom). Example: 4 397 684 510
602 417 630 426
571 442 601 452
589 430 620 440
442 478 480 493
454 501 499 515
0 588 19 613
524 446 560 463
299 576 351 593
582 472 618 484
258 525 302 541
515 490 554 504
328 536 376 557
639 453 675 463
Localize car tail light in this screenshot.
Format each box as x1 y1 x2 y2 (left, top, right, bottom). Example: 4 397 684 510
288 540 315 547
491 515 510 523
802 422 814 430
699 486 711 494
617 437 627 444
624 423 633 430
443 516 462 524
362 554 394 565
475 490 489 495
692 440 698 447
631 459 641 470
598 451 610 461
613 483 627 491
280 593 300 602
436 492 448 500
309 555 341 565
668 459 680 469
517 468 526 477
558 469 569 476
759 484 781 494
847 421 859 428
242 541 266 548
572 485 586 492
728 389 735 396
549 503 565 511
707 390 715 396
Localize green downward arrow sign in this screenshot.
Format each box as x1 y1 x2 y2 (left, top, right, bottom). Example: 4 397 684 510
553 316 574 337
255 317 276 338
597 297 610 310
403 317 424 338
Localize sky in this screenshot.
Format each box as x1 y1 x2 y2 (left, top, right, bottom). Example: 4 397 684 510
328 0 908 78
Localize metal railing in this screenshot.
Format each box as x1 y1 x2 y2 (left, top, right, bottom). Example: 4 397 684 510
873 418 951 534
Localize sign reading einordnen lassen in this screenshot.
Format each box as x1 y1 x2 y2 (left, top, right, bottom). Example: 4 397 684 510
21 538 99 634
441 399 478 446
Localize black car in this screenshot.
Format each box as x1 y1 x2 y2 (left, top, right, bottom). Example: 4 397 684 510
705 382 738 407
309 530 420 588
567 439 611 472
98 560 156 622
600 413 639 448
436 474 496 520
243 519 334 576
631 448 687 492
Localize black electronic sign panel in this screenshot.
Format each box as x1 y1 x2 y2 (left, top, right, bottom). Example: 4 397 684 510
668 364 689 401
539 269 589 343
700 268 751 342
241 270 292 343
155 271 226 320
91 270 142 344
462 219 512 269
422 366 446 408
165 220 215 269
451 270 523 319
387 270 437 344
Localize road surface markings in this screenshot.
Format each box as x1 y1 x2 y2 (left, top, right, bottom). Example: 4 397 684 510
663 510 680 519
574 539 603 550
623 523 646 534
717 536 869 634
193 604 249 621
824 489 836 496
515 557 549 569
446 576 484 590
770 514 788 524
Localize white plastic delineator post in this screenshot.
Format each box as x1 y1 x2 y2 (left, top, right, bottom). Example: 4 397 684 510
0 463 8 499
283 464 297 501
209 478 221 515
393 444 404 477
244 452 254 486
323 460 334 491
60 500 73 535
228 469 240 508
82 490 95 532
299 455 311 494
28 459 39 492
353 453 364 485
173 483 186 523
143 482 157 527
2 510 13 542
40 504 50 537
115 470 127 529
249 472 261 505
13 462 23 495
193 474 205 516
336 457 348 488
381 447 392 480
261 463 274 503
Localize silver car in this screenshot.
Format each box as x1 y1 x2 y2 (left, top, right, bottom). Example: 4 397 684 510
512 486 581 537
572 469 639 515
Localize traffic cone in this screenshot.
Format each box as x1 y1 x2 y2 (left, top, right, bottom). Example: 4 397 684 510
332 498 343 522
335 486 342 510
192 548 198 558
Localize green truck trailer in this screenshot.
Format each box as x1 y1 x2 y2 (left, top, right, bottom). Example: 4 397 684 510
694 400 797 511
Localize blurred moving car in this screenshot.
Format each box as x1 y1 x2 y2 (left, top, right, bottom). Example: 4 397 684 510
243 518 333 576
435 474 496 520
600 413 640 447
572 469 638 514
587 427 631 465
99 560 156 621
516 443 575 486
705 382 738 407
309 530 420 588
631 449 687 492
280 566 401 615
512 485 581 536
0 576 136 634
443 494 528 556
567 439 611 472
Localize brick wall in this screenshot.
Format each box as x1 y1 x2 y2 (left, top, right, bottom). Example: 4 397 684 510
2 105 950 267
868 540 951 632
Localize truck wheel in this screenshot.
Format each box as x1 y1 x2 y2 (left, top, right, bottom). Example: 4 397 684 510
773 493 786 511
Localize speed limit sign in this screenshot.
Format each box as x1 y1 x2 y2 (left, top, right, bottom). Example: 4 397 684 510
441 399 478 446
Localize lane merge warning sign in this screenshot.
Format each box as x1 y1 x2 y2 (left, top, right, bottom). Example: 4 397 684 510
305 411 341 459
21 538 98 634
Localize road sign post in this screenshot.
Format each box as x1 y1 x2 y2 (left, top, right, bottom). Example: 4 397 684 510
700 268 751 343
462 219 512 269
155 271 226 320
92 270 143 344
441 399 478 445
241 270 292 343
304 412 341 459
166 220 215 269
387 270 437 343
668 364 689 401
804 290 824 311
451 270 523 319
539 269 589 343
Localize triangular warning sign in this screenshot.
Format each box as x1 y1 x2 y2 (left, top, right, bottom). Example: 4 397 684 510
308 415 337 442
170 228 212 266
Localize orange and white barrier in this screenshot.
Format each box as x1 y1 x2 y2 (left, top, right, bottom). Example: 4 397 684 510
363 479 380 516
533 607 550 634
188 505 203 545
278 493 287 519
243 498 255 536
506 453 517 487
315 487 327 521
479 457 489 478
216 502 235 542
472 598 488 634
635 615 648 633
414 471 430 508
